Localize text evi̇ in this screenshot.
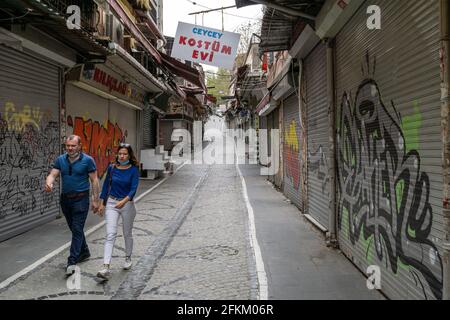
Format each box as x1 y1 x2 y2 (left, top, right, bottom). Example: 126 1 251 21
178 36 233 62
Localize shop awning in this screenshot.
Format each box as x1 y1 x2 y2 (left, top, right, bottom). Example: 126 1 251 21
181 86 205 95
186 95 202 108
166 81 187 101
258 100 278 117
255 91 271 114
109 43 166 93
235 0 257 8
257 1 324 54
160 52 207 92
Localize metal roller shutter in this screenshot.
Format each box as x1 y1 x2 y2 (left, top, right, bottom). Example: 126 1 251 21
258 115 267 165
143 109 158 149
159 120 173 152
0 44 60 241
335 0 443 299
272 108 282 188
143 107 152 148
150 112 157 148
283 95 303 210
267 112 274 184
305 42 328 230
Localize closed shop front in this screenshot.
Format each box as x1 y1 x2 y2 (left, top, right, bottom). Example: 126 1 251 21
156 93 196 155
143 107 158 149
267 110 281 187
283 94 303 210
66 63 143 180
335 0 443 299
143 107 152 149
258 115 267 165
266 112 273 180
159 120 173 152
305 42 328 230
0 44 61 241
272 107 281 188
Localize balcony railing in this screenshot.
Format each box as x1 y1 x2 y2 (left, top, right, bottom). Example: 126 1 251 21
129 0 158 25
42 0 97 32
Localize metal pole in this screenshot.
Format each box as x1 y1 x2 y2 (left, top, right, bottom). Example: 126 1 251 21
222 7 224 31
441 0 450 300
326 38 337 247
248 0 315 21
188 5 236 15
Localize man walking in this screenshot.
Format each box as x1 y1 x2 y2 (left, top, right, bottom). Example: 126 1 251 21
45 135 100 276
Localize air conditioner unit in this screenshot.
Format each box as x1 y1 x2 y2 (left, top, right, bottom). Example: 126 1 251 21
105 14 124 45
105 13 113 40
116 23 124 46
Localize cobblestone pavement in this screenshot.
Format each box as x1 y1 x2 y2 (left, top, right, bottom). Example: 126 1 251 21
0 163 259 300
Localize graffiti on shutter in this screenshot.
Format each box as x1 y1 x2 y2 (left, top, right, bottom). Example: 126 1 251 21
336 53 443 299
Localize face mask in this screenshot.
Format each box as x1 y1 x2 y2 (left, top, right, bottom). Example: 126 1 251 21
119 160 129 166
68 151 80 159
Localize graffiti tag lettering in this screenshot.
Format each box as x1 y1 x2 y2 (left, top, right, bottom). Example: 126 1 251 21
284 120 301 190
67 116 127 178
337 55 443 299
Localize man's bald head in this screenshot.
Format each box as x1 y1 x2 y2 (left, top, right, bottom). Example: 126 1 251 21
65 135 82 158
66 135 81 145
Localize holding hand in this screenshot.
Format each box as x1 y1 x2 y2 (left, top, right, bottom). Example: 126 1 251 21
97 202 105 216
92 199 100 213
44 182 53 193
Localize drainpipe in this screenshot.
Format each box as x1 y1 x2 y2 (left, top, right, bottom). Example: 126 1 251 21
441 0 450 301
326 38 338 247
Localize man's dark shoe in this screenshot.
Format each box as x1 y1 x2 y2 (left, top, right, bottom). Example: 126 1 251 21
77 252 91 263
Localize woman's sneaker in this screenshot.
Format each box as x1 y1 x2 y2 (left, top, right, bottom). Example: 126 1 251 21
96 265 110 280
123 257 132 270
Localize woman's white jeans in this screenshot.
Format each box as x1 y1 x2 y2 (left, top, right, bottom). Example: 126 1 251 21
103 198 137 265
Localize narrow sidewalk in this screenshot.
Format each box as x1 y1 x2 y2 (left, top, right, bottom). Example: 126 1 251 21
239 164 386 300
0 171 171 284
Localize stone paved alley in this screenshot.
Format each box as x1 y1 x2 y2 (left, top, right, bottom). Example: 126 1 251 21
0 144 384 300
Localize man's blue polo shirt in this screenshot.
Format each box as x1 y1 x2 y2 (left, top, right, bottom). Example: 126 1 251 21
52 152 97 194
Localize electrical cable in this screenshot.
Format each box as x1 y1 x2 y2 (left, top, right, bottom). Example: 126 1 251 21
0 8 32 21
185 0 262 21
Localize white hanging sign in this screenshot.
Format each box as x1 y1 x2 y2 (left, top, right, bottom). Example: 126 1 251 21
171 22 241 70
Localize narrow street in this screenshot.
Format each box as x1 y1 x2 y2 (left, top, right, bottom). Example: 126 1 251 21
0 142 383 300
1 0 447 303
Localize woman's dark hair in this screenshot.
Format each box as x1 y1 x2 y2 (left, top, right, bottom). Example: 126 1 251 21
115 143 138 167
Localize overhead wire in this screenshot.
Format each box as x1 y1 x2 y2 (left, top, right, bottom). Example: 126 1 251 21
185 0 262 21
0 8 32 21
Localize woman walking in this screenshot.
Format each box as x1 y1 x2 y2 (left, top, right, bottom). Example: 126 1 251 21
97 143 140 280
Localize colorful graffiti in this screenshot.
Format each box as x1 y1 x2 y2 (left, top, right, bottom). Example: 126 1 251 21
0 103 59 222
308 145 329 195
284 120 300 190
67 116 127 178
336 56 443 299
4 102 45 131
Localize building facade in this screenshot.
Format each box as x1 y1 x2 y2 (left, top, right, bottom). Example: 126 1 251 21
0 0 206 241
233 0 450 300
